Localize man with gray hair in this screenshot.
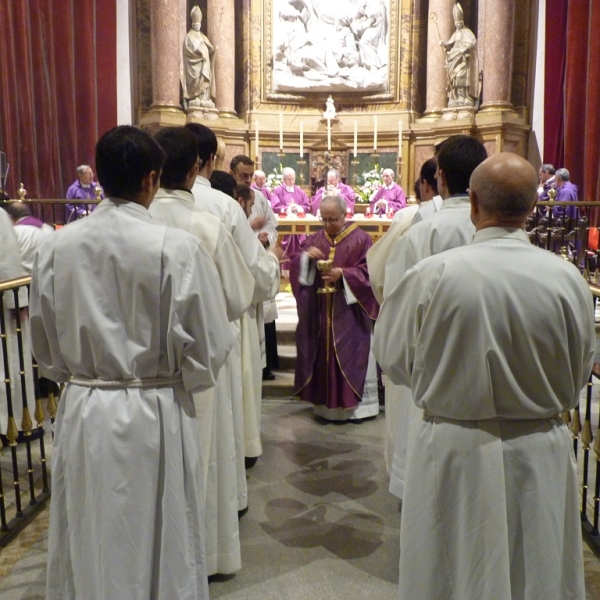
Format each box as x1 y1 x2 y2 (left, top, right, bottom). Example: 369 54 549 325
368 168 406 215
311 169 356 215
65 164 103 223
271 167 311 266
251 169 273 203
554 167 579 219
374 152 594 598
290 195 379 421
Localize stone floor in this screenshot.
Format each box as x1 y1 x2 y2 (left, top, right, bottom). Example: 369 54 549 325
1 399 600 599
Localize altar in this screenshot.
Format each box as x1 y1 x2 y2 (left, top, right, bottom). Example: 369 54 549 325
276 214 393 243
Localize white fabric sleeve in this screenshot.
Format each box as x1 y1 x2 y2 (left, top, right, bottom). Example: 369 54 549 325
298 252 316 286
342 272 358 305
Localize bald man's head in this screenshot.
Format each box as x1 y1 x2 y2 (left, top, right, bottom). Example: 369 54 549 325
469 153 538 220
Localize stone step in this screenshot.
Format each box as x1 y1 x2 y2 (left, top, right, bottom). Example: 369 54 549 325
277 344 296 371
275 323 296 347
262 369 295 398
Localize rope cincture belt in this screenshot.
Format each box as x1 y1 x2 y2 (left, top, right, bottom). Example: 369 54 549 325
422 408 562 423
68 376 183 389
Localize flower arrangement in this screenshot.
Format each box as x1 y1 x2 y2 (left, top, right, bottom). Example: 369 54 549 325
355 165 384 203
265 165 284 191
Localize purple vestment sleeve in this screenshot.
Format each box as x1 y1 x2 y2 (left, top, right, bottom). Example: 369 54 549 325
251 184 272 203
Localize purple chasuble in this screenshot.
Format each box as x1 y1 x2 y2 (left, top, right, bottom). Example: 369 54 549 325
18 216 45 228
272 185 311 263
65 180 102 223
290 224 379 410
369 183 406 215
553 181 579 220
311 183 356 214
251 184 273 204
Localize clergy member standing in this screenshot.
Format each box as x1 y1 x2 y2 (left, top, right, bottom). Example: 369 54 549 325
291 195 379 421
150 127 255 577
31 125 233 600
251 169 273 203
186 123 280 506
368 168 406 216
271 167 311 268
374 152 594 600
378 134 487 499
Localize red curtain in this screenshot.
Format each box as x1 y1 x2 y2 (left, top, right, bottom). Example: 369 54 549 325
545 0 600 217
0 0 117 199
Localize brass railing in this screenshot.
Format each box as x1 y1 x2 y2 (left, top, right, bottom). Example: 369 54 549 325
0 276 57 546
2 198 101 227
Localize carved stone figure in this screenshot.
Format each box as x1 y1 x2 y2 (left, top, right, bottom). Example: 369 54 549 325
182 6 216 107
323 95 336 119
440 3 478 108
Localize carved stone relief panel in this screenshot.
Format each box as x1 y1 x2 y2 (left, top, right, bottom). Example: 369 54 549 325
263 0 399 101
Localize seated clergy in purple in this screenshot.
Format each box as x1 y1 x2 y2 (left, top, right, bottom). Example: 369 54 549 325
271 167 311 264
251 169 273 203
553 168 579 220
311 169 356 215
368 169 407 215
65 164 103 223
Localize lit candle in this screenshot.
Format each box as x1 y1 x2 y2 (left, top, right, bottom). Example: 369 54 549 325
398 120 402 157
255 120 259 158
279 113 283 151
300 122 304 156
327 117 332 151
353 121 358 157
373 116 378 152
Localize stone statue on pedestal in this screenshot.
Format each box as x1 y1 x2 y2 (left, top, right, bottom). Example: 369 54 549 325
182 6 216 108
440 3 478 108
323 95 336 119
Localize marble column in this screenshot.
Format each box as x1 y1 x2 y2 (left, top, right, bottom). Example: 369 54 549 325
208 0 237 118
424 0 455 116
150 0 182 111
480 0 515 110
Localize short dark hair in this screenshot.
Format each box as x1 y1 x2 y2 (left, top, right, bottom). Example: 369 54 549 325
436 135 487 195
154 127 198 189
210 170 237 198
185 123 217 169
420 158 438 193
0 200 30 221
96 126 165 198
230 155 254 172
413 180 421 201
540 164 555 175
236 183 254 202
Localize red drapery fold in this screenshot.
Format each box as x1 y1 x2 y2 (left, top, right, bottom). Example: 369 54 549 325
0 0 117 199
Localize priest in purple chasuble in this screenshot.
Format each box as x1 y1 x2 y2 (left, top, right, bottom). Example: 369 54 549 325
290 196 380 421
311 169 356 215
251 169 273 203
271 167 311 266
368 168 407 215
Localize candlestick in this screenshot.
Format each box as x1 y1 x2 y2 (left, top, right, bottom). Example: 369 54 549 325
351 157 359 186
279 113 283 151
327 118 331 151
300 122 304 156
255 120 259 157
297 158 306 185
398 120 402 157
373 116 378 152
353 121 358 157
